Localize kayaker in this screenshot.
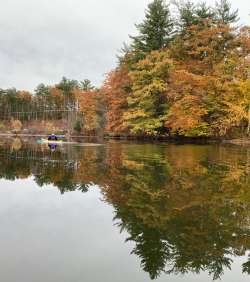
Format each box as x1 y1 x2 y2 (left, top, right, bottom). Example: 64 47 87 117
48 133 58 141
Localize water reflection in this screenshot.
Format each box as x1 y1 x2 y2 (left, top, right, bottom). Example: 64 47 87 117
48 143 57 152
0 138 250 280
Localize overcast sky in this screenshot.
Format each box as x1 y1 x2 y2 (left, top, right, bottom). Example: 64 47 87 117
0 0 249 92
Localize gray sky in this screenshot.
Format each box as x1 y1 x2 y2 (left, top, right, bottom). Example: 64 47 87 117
0 0 249 92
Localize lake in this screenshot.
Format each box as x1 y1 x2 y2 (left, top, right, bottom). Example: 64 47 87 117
0 137 249 282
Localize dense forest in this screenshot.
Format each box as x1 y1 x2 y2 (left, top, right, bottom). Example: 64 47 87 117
0 0 250 138
0 78 105 135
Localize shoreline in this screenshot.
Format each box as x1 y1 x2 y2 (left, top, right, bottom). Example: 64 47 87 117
0 133 99 138
0 133 249 146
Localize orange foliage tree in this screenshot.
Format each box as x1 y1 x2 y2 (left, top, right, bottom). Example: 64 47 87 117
76 89 105 135
101 67 131 135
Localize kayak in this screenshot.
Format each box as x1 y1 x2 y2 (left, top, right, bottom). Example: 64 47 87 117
37 138 63 145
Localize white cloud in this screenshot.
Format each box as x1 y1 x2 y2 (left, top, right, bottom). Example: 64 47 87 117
0 0 249 91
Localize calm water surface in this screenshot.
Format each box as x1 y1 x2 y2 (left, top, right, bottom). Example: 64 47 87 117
0 138 249 282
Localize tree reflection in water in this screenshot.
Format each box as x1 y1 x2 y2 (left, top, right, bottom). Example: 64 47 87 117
0 138 250 280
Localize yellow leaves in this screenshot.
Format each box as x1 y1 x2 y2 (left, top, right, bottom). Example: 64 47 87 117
130 50 174 88
218 79 250 133
11 119 22 132
122 160 144 170
11 138 22 151
223 101 247 120
129 80 167 105
236 27 250 55
123 49 173 136
124 109 147 120
166 95 209 137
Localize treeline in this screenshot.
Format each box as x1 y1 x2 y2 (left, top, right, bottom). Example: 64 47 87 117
103 0 250 138
1 0 250 138
0 78 105 135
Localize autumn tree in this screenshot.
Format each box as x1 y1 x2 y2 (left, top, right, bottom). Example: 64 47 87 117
76 89 105 135
165 15 243 137
102 67 131 135
166 71 211 137
124 51 173 136
211 28 250 136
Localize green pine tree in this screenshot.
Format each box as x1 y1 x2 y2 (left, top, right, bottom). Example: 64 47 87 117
176 1 197 32
130 0 173 53
174 1 215 34
195 2 215 25
80 79 94 91
215 0 239 24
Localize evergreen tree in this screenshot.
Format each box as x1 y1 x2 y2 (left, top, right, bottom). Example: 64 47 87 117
130 0 173 53
74 119 82 133
80 79 94 91
175 1 215 34
57 77 78 97
215 0 239 24
176 1 197 32
35 83 50 99
57 77 78 107
195 2 215 25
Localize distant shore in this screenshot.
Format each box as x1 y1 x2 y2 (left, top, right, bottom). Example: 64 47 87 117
222 139 250 146
0 133 249 146
0 133 99 138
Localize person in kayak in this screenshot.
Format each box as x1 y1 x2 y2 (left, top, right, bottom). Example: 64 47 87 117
48 133 58 141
